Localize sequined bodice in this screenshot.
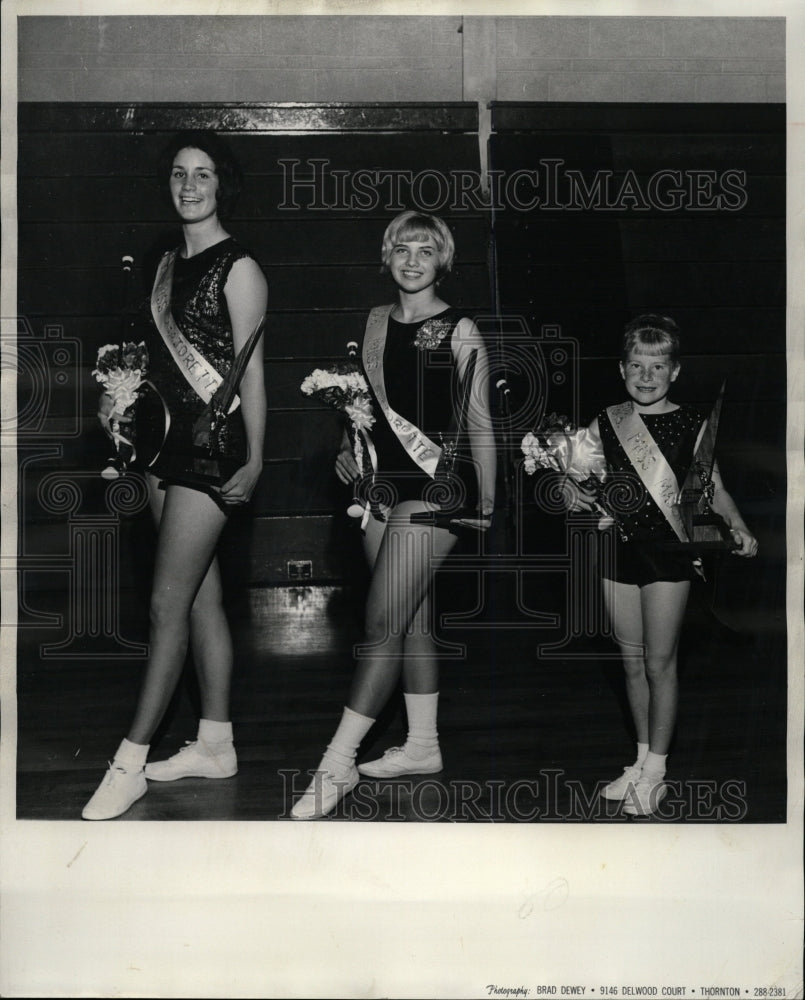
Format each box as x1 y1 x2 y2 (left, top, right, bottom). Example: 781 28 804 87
365 308 461 475
147 237 251 410
599 404 704 542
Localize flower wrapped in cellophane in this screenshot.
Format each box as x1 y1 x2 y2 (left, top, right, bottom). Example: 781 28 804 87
92 341 149 479
521 412 624 537
301 363 377 520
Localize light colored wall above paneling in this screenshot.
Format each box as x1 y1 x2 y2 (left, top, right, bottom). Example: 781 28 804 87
18 15 784 104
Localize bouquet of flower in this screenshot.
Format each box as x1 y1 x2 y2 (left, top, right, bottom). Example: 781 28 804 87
301 362 376 519
521 412 624 537
92 341 149 479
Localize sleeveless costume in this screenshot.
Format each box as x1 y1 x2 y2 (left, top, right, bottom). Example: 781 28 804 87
598 404 704 585
361 307 477 514
139 237 257 491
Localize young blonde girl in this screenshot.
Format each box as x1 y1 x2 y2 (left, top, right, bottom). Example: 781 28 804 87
571 314 757 816
291 211 496 820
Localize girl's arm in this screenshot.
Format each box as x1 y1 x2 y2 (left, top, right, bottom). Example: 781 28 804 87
453 318 496 519
219 256 269 504
709 459 759 557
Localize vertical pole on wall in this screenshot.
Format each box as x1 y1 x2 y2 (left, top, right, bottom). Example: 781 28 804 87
486 107 516 554
461 17 514 551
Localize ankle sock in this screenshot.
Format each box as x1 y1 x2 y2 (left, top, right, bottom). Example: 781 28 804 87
643 751 667 781
114 738 149 771
198 718 233 744
321 707 375 777
635 742 649 767
404 691 440 760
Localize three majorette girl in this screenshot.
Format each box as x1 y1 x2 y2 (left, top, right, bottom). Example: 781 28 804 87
82 144 757 823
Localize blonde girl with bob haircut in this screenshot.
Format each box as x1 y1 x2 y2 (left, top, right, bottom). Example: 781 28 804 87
291 210 496 820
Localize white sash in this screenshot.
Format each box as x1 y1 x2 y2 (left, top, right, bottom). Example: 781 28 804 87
150 250 239 410
362 305 443 477
606 402 688 543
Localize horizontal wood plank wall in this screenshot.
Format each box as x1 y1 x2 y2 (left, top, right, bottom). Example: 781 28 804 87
489 101 786 617
17 102 487 585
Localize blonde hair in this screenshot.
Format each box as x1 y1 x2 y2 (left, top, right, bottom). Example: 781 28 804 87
380 210 455 278
622 314 681 366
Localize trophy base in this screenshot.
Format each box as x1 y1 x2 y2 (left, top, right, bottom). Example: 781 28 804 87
657 512 738 552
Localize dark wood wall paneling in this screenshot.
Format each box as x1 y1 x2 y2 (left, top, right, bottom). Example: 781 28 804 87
17 103 489 584
489 101 786 612
17 101 786 593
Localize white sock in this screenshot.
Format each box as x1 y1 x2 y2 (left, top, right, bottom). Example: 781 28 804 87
198 718 233 744
643 751 667 781
114 738 149 771
321 707 375 777
635 742 649 767
404 692 440 759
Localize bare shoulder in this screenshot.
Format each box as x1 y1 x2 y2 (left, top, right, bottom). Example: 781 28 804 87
227 254 266 289
224 256 268 316
451 315 484 349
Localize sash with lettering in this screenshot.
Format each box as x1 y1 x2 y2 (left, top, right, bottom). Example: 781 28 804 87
606 401 689 543
362 305 443 477
150 249 240 411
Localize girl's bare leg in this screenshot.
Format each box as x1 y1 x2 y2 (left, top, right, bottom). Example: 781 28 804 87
602 575 690 815
83 481 230 819
127 483 229 745
291 502 457 818
348 501 458 717
639 579 690 755
602 578 649 744
146 475 234 724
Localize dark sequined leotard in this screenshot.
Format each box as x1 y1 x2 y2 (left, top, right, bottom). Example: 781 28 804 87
139 237 257 489
598 403 704 585
362 307 477 512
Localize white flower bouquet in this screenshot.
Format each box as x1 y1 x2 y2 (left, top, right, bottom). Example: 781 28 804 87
301 362 377 519
92 341 149 479
521 412 624 536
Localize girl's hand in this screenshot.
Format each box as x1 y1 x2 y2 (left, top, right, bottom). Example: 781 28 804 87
217 459 263 506
335 445 361 485
730 526 758 558
98 391 131 437
452 514 492 532
452 502 494 532
561 478 598 513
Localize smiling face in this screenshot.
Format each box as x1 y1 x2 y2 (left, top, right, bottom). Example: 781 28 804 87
619 348 680 410
388 239 440 294
169 147 220 224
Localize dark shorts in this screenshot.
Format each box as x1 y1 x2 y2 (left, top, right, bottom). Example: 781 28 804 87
601 539 696 587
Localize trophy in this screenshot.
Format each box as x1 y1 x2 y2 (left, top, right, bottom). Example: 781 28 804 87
660 382 738 552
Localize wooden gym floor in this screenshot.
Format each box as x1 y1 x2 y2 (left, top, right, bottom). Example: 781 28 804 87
15 553 787 824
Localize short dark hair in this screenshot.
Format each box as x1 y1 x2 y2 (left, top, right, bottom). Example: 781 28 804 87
622 314 681 365
157 130 243 219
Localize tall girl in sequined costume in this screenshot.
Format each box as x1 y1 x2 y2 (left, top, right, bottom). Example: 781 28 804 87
83 132 267 820
290 211 496 820
570 315 757 816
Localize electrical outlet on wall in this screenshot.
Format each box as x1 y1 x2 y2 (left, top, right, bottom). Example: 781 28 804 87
287 560 312 580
